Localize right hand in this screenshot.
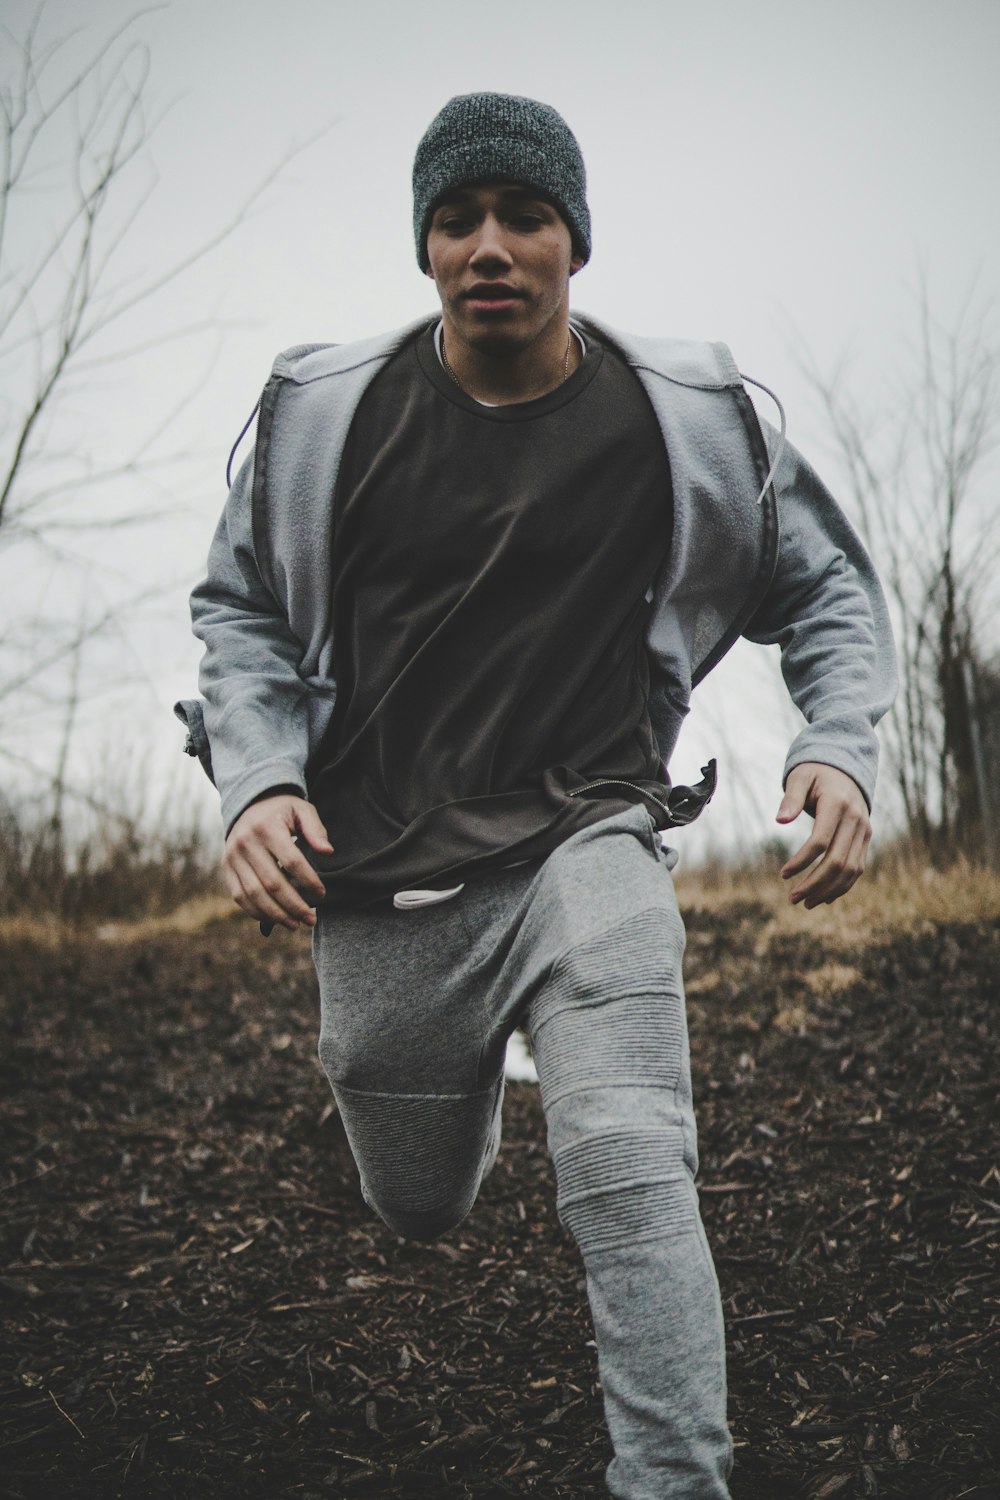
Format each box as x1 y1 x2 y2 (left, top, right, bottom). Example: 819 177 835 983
223 794 332 931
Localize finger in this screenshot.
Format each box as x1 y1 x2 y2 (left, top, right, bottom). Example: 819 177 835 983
776 769 810 825
814 820 871 907
240 832 321 923
222 861 244 906
274 833 327 902
225 825 296 925
231 883 288 929
232 853 308 929
781 830 826 880
791 823 856 904
781 806 840 879
785 801 853 895
229 806 327 907
293 801 334 854
223 863 265 923
780 783 856 879
793 815 868 907
237 877 298 930
232 888 280 925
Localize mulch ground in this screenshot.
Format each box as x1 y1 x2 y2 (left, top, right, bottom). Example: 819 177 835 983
1 901 998 1500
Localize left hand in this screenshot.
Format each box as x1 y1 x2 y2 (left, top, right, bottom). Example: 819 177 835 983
776 762 872 909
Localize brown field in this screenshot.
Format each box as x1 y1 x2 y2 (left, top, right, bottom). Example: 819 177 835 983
2 862 998 1499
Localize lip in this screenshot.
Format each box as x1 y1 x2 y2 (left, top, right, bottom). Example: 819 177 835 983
462 283 523 313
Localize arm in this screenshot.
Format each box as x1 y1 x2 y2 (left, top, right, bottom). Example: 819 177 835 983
744 425 898 807
191 453 329 927
744 429 897 905
191 451 315 834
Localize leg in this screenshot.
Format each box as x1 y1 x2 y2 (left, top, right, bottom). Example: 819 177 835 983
313 896 505 1241
524 808 732 1499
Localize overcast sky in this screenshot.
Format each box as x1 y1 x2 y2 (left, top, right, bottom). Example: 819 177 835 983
3 0 998 856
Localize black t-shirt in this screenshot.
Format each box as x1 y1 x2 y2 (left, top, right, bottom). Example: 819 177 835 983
308 326 673 905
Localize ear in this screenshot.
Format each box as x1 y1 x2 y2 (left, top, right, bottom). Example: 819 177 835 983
424 264 436 281
569 255 585 277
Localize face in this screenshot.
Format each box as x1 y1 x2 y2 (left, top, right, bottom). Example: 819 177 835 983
425 182 584 356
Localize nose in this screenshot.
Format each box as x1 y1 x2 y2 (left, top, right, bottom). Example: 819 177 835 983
469 213 513 271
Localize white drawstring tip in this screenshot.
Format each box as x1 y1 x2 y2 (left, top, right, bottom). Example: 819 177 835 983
393 884 466 910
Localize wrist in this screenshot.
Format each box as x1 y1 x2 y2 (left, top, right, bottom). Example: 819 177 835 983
248 785 303 806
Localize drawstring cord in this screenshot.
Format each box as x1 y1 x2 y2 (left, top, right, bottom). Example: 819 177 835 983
225 372 785 502
226 401 261 489
739 372 787 504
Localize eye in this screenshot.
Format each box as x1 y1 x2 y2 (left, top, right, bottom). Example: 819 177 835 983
437 214 472 235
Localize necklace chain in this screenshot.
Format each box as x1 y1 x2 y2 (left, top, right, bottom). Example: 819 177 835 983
440 334 573 401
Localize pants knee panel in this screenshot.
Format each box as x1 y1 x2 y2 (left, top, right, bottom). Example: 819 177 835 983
332 1084 500 1235
533 992 687 1109
553 1126 698 1257
369 1193 476 1242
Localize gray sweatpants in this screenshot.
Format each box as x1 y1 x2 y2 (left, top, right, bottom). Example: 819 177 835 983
313 805 733 1499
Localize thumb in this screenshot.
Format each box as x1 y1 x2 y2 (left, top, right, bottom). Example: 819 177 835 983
776 770 807 824
293 800 334 852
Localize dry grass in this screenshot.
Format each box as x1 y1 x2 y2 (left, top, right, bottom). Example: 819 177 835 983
0 781 219 930
675 851 1000 956
3 850 997 956
0 893 234 949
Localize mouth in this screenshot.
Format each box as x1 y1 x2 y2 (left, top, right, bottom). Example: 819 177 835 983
462 283 523 313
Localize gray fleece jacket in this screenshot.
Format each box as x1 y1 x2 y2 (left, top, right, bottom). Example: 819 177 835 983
178 311 896 837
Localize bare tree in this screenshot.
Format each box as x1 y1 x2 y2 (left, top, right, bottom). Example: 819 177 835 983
802 281 1000 863
0 4 326 826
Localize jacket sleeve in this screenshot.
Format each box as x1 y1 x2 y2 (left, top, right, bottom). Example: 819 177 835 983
190 451 312 834
743 424 897 808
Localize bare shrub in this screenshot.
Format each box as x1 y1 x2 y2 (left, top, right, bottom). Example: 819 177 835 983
801 281 999 864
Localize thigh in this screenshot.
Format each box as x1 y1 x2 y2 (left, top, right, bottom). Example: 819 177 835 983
520 802 687 1038
313 897 486 1094
522 806 699 1206
313 898 503 1236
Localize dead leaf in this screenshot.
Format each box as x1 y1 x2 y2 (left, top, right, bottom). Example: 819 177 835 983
888 1423 911 1461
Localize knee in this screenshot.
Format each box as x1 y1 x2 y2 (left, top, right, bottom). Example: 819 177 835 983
328 1083 501 1242
317 1023 366 1092
552 1125 699 1257
366 1187 475 1242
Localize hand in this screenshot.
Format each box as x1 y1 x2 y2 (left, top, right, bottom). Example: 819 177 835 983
776 762 871 909
223 794 332 931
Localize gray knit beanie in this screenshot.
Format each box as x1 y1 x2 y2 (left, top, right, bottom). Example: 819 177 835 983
412 93 591 270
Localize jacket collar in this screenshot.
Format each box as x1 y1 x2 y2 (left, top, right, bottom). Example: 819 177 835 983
270 311 742 394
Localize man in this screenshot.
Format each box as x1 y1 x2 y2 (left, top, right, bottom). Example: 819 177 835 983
179 93 895 1499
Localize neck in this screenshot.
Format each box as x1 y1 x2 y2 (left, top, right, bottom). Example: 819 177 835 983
439 312 579 405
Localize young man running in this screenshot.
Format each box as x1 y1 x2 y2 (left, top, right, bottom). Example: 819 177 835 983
181 94 896 1499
